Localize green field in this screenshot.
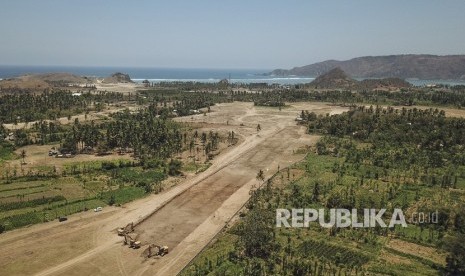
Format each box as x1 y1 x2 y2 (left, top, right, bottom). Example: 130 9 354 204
183 106 465 275
0 159 167 232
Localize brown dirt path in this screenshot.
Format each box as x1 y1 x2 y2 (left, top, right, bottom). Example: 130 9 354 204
0 102 347 276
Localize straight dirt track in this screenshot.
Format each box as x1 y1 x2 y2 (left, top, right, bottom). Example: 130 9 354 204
0 102 347 276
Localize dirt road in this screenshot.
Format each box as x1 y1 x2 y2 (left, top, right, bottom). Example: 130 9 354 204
0 102 347 276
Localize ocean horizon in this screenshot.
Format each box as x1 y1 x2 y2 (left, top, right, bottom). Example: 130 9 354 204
1 65 465 86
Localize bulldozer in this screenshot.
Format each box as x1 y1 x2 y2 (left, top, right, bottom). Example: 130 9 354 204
123 233 141 249
147 244 169 257
117 222 134 236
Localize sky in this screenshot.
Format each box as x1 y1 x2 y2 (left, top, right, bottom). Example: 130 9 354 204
1 0 464 69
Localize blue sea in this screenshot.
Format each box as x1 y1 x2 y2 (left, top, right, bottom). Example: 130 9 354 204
1 65 464 87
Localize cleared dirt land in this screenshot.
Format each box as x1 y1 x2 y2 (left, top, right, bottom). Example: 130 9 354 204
0 102 347 276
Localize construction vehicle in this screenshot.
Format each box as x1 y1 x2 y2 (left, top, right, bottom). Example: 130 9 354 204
123 233 141 249
117 222 134 236
147 244 169 257
132 240 141 249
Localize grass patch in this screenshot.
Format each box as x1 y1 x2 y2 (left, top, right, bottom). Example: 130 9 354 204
384 247 443 270
298 239 371 267
0 141 16 161
0 182 46 192
180 233 240 276
44 198 106 219
101 186 146 205
0 186 49 200
0 195 65 211
0 198 106 231
394 224 441 246
182 162 211 173
369 261 439 276
110 167 166 184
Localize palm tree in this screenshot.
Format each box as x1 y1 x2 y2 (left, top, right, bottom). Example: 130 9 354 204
20 149 26 165
256 169 265 183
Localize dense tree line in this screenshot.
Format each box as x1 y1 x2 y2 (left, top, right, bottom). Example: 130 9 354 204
253 87 465 107
58 105 222 159
0 90 125 123
3 84 464 128
146 82 465 108
307 106 465 169
60 107 183 159
303 106 465 273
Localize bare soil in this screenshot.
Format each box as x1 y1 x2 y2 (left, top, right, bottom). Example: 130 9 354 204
0 102 347 276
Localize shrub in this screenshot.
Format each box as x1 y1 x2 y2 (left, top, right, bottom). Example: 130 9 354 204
168 159 183 176
101 161 117 170
108 195 116 206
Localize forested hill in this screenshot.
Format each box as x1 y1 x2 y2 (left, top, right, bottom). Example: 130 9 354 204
269 55 465 79
308 67 411 90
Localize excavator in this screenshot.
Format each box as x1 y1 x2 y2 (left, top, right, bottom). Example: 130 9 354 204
117 222 134 236
123 233 141 249
147 244 169 257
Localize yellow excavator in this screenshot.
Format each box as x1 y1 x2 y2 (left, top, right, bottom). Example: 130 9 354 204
117 222 134 236
123 233 141 249
147 244 169 257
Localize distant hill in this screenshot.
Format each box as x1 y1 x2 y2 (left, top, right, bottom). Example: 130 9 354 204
102 72 133 83
0 72 92 90
270 55 465 80
28 72 92 84
310 67 356 89
358 78 411 90
308 67 411 90
0 71 135 91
